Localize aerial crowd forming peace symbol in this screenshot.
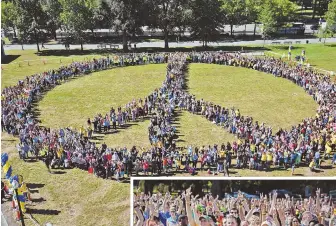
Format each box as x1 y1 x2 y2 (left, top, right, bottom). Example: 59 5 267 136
1 51 335 178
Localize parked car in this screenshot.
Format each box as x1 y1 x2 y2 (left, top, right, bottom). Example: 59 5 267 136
276 22 305 35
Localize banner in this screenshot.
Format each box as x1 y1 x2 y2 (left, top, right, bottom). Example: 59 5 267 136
1 153 12 179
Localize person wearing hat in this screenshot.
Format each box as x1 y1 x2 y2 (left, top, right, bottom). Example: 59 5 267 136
167 205 179 226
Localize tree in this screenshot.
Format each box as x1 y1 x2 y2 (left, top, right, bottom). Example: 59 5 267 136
221 0 247 37
246 0 263 37
13 0 48 52
189 0 223 47
59 0 98 51
1 1 19 38
317 27 333 43
272 0 297 26
148 0 190 49
41 0 63 40
258 0 277 46
312 0 331 19
325 0 336 34
95 0 113 29
100 0 146 52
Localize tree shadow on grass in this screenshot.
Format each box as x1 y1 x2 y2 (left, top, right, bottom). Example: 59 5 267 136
35 49 112 57
1 54 21 64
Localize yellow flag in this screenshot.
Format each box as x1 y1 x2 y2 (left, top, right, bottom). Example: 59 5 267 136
2 162 11 173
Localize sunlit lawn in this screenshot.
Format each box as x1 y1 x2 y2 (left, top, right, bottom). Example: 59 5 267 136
266 43 336 72
188 63 318 130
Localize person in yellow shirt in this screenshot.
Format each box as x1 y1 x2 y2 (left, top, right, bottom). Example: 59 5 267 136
57 146 63 158
79 126 85 138
219 150 225 158
309 159 315 172
250 143 255 153
235 109 240 118
237 139 242 146
325 143 332 159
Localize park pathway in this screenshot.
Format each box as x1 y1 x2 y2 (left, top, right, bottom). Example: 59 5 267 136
4 38 336 51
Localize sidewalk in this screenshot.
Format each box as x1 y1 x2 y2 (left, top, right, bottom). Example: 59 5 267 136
1 201 19 226
4 38 336 51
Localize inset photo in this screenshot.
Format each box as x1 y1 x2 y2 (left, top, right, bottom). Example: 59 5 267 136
132 179 336 226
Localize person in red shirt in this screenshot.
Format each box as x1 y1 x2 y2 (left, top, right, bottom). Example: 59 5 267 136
143 160 149 175
163 157 168 174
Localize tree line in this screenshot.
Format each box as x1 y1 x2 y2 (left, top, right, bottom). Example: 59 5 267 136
1 0 336 51
134 180 336 198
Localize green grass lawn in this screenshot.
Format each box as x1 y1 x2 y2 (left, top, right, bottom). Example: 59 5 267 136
188 63 318 130
175 111 236 147
265 43 336 72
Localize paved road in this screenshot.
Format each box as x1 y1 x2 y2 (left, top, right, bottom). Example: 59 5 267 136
4 37 336 51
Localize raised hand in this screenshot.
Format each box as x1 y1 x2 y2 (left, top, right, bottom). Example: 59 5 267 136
273 191 278 201
186 187 192 198
316 188 321 197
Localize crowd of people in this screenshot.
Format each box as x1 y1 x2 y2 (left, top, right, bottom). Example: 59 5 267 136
1 50 336 180
133 188 336 226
